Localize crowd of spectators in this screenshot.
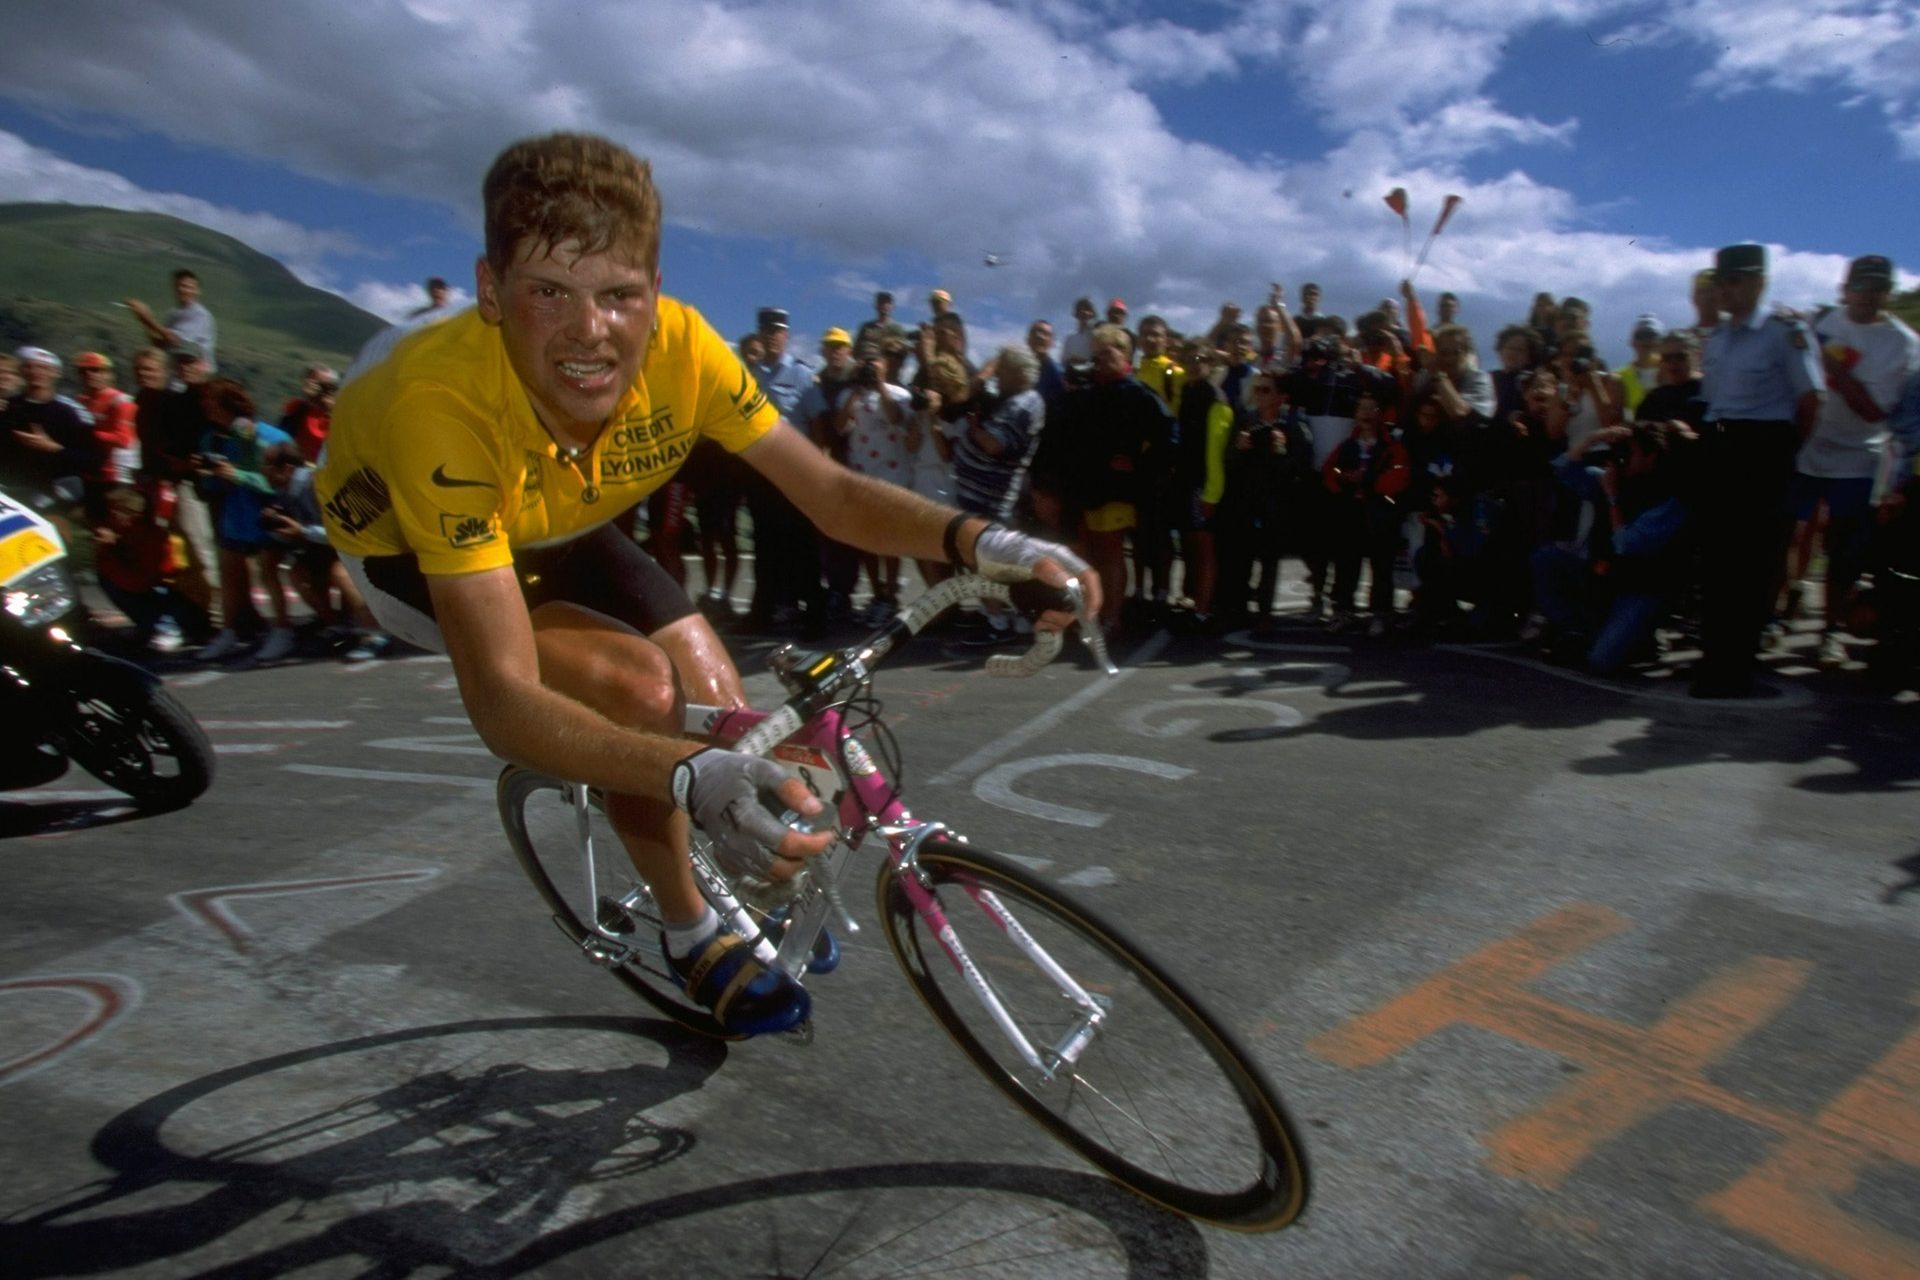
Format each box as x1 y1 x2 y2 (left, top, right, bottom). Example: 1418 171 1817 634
0 267 398 663
3 255 1917 696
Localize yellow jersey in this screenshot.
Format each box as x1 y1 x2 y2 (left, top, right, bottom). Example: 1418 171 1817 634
318 297 776 575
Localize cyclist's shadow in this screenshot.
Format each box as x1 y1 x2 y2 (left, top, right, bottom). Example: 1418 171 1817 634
3 1013 1208 1277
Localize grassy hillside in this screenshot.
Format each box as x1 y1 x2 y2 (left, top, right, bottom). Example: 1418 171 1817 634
0 203 383 404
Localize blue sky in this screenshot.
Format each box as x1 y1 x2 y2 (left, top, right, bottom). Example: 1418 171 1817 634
0 0 1913 368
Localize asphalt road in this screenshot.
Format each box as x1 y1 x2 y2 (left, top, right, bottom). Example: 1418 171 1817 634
3 585 1918 1279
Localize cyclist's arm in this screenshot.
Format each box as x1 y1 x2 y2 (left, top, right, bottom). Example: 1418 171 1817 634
740 420 1099 613
427 565 688 794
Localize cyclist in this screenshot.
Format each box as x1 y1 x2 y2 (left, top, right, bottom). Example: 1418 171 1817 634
318 133 1094 1037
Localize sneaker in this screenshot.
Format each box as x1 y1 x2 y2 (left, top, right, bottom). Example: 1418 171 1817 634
255 627 296 663
662 929 811 1036
197 628 244 662
1367 615 1389 639
1817 632 1848 667
1326 608 1354 632
344 632 393 663
1305 596 1326 623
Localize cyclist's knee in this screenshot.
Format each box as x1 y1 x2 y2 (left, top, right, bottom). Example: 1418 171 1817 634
533 604 683 730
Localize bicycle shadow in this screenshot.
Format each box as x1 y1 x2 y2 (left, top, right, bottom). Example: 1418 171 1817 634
1 1013 1209 1277
1 1014 724 1277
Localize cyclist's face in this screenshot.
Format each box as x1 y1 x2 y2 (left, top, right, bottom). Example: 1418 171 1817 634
478 240 659 439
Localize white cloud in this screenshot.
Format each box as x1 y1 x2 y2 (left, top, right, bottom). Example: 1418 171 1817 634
0 129 364 280
345 279 472 325
0 0 1906 368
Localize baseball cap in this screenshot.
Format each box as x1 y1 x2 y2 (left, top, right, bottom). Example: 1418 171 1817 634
15 345 60 370
929 288 952 304
1846 255 1894 289
1108 297 1127 312
1714 242 1766 277
1631 313 1663 339
756 306 790 331
875 290 893 304
821 327 852 347
73 351 113 371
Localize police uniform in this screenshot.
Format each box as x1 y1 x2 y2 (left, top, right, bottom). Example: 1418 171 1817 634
740 307 824 629
1695 242 1823 694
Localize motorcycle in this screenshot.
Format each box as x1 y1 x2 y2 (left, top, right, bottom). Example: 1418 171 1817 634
0 485 215 809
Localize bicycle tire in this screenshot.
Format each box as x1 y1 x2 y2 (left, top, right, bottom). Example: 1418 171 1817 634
876 837 1308 1231
496 765 739 1041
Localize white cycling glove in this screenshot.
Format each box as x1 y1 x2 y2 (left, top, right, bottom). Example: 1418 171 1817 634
670 748 812 880
970 523 1090 583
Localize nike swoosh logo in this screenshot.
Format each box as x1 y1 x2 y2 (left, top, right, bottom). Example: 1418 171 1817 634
431 465 496 490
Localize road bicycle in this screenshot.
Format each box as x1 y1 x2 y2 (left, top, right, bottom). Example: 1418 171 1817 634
497 574 1309 1231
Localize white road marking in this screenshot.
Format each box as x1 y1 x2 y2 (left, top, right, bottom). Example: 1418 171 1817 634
1059 866 1117 888
167 671 225 688
213 743 284 755
1435 644 1814 708
198 720 351 730
282 764 493 787
928 631 1168 786
365 732 491 756
1121 696 1306 739
973 753 1195 828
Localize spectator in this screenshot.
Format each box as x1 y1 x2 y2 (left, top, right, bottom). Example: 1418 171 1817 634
1205 300 1245 352
1526 292 1559 349
90 485 208 653
1616 315 1665 418
855 290 910 356
0 346 96 520
1636 330 1708 431
833 342 915 622
280 366 338 462
194 377 296 663
739 306 822 633
1692 241 1824 698
1172 340 1234 628
927 288 953 322
1437 291 1462 325
1218 324 1261 412
1027 318 1066 406
1322 390 1410 634
406 276 456 320
1105 297 1133 348
258 442 392 661
135 348 223 614
952 346 1049 645
126 268 216 366
1130 315 1184 620
1412 324 1495 428
1216 372 1312 635
73 352 140 516
1790 254 1919 664
1061 297 1099 366
1252 301 1301 373
0 353 19 413
1551 337 1623 451
1530 423 1693 673
1029 324 1173 633
1281 333 1401 618
798 328 861 619
1492 324 1547 425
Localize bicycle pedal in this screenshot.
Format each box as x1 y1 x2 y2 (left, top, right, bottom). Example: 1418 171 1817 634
595 895 636 935
778 1018 815 1046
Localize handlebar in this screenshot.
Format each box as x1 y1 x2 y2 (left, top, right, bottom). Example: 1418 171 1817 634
891 573 1116 678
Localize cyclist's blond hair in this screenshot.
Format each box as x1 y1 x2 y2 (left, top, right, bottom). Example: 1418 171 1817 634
483 133 662 274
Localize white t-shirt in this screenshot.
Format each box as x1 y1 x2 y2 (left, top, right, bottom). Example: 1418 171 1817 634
1798 310 1920 479
843 384 914 485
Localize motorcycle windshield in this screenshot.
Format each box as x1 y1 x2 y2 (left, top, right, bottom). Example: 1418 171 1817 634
0 492 66 588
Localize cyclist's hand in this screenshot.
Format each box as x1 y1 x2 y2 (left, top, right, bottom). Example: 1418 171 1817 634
671 748 832 882
971 524 1099 631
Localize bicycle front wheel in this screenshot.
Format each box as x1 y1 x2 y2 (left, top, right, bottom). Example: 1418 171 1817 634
877 838 1307 1231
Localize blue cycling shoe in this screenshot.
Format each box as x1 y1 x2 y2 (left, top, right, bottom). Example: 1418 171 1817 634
662 930 811 1037
764 907 840 975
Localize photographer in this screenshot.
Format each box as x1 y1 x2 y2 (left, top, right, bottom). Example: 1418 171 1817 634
1529 423 1692 673
833 343 914 621
260 442 391 661
1550 338 1623 451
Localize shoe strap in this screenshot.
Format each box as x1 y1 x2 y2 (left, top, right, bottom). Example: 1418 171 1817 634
684 931 748 993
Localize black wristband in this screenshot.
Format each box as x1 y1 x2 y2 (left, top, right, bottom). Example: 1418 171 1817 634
942 511 972 569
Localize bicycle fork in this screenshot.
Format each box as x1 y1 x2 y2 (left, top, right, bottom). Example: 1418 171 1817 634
895 857 1108 1083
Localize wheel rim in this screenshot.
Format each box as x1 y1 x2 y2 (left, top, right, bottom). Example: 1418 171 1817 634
884 847 1304 1229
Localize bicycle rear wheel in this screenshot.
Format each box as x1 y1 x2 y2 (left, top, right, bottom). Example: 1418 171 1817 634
877 837 1307 1231
497 765 735 1040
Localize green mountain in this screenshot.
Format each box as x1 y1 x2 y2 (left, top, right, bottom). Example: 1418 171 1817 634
0 203 385 404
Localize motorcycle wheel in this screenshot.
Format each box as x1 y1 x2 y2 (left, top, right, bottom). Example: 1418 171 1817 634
64 681 216 810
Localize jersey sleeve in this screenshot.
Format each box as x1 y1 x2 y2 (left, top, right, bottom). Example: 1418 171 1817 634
383 386 515 575
686 308 780 452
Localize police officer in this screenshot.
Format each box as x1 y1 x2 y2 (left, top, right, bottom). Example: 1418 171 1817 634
1694 242 1824 697
740 306 823 632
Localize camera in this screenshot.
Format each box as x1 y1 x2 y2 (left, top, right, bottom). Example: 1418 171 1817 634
1583 442 1619 468
909 386 931 411
856 362 881 390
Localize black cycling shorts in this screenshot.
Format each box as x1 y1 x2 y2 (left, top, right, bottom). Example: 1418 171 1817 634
343 520 697 653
